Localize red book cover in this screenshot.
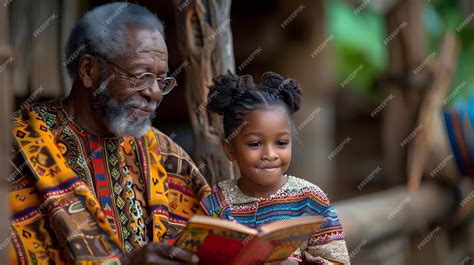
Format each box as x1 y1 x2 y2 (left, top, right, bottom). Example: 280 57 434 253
197 234 244 264
174 215 324 264
229 236 274 265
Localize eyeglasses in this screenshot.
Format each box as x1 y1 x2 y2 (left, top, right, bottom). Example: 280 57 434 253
92 52 177 95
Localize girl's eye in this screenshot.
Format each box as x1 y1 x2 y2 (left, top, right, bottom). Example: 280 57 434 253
247 141 261 148
277 140 289 147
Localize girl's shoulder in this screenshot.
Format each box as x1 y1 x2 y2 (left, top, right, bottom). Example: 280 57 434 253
201 178 235 197
215 178 236 192
202 178 242 205
282 175 331 204
283 175 323 193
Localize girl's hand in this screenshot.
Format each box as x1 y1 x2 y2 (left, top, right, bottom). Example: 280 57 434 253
120 242 199 265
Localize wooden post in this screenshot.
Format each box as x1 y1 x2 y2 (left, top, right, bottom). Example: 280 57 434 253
407 33 459 190
274 0 336 196
173 0 236 186
10 0 64 97
0 3 12 263
381 0 430 186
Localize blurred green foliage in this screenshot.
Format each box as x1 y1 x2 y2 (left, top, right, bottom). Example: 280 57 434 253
326 1 386 100
326 0 474 103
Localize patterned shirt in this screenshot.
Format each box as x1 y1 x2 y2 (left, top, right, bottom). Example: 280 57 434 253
200 175 350 264
9 99 211 264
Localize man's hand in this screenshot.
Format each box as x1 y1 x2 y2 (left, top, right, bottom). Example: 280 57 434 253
120 242 199 265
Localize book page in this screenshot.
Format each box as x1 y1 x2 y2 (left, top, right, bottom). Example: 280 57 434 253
258 216 324 262
188 215 257 234
174 216 257 253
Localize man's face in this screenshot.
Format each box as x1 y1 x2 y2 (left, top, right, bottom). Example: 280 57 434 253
93 27 169 138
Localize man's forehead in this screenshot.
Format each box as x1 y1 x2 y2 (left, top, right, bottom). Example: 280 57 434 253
127 27 167 53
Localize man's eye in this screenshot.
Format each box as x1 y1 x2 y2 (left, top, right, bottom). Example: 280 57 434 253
129 74 144 80
247 142 261 148
135 73 149 79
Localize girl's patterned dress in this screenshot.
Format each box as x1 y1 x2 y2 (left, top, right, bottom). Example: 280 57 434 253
200 175 350 264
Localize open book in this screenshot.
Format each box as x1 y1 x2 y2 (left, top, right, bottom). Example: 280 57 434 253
174 215 325 265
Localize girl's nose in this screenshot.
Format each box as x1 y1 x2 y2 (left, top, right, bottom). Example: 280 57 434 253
262 147 278 161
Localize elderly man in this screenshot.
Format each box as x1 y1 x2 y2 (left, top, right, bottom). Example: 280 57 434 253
9 3 210 264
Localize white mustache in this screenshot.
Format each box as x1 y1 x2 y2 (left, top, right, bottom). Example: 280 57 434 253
124 97 157 112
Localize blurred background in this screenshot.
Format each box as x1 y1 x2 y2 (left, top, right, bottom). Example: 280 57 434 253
1 0 474 264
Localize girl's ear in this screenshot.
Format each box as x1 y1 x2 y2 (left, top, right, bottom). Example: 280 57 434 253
221 138 234 161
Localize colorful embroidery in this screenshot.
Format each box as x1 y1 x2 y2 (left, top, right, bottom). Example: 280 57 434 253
9 100 211 263
201 175 350 264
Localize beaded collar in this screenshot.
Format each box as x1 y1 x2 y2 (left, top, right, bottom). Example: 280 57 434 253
218 175 316 205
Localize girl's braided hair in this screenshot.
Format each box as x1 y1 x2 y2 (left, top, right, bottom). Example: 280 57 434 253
207 71 302 139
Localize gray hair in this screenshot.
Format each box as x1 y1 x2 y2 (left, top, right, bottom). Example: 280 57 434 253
65 2 165 79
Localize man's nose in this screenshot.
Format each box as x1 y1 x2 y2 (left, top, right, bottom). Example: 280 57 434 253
140 81 163 103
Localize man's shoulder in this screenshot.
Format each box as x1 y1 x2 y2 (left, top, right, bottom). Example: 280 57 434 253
149 127 182 154
150 127 173 143
11 99 57 124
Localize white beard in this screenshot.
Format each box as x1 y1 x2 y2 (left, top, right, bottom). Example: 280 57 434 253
93 89 157 138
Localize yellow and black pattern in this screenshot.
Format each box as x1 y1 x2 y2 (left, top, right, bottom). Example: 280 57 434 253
8 100 211 264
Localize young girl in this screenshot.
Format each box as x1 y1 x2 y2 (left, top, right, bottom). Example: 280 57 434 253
200 71 350 264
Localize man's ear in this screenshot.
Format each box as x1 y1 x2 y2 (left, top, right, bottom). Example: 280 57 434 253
221 138 234 161
78 54 100 89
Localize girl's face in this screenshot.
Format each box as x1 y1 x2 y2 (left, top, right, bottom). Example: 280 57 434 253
223 106 292 188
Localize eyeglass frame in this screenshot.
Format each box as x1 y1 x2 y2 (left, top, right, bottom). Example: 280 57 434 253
90 52 177 95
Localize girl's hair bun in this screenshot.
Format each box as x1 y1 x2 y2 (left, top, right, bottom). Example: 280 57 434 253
207 71 256 115
261 71 302 114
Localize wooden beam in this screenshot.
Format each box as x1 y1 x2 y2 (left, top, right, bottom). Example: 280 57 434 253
335 182 454 249
0 4 12 264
